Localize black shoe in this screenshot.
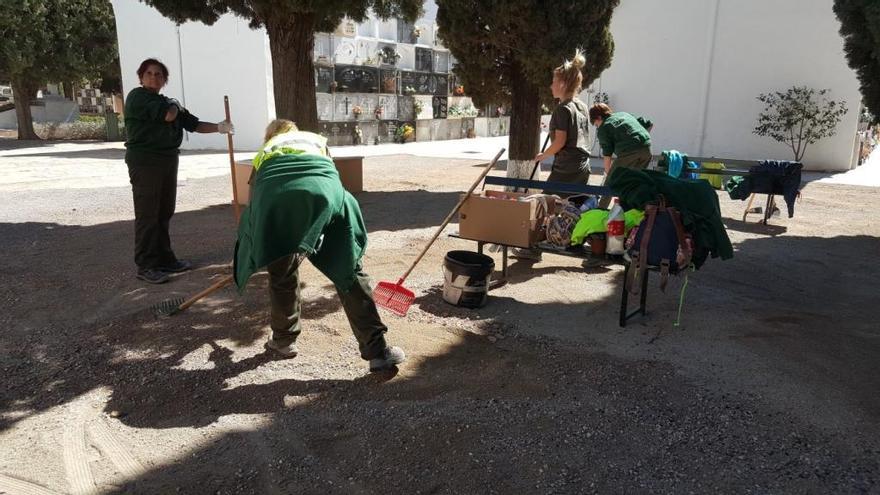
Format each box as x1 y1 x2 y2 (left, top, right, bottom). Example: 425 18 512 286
160 260 192 273
137 269 170 284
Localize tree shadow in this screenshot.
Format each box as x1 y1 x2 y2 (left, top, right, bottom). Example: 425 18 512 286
723 217 788 236
2 194 879 493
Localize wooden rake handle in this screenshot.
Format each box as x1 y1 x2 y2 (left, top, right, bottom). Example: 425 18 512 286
224 95 241 222
178 274 235 312
396 148 506 284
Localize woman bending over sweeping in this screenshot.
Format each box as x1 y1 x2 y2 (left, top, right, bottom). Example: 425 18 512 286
233 119 405 372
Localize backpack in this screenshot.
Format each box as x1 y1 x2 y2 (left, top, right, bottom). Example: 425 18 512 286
625 199 693 294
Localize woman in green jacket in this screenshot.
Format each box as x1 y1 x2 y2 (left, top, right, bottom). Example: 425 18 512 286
589 103 653 208
124 58 233 284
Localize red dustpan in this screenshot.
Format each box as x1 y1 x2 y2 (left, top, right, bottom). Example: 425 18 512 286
373 148 506 316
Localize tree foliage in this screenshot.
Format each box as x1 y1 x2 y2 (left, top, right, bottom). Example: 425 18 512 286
140 0 422 131
834 0 880 125
0 0 117 139
753 86 848 162
436 0 619 163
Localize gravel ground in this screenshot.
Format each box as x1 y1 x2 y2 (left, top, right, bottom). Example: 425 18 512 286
0 140 878 494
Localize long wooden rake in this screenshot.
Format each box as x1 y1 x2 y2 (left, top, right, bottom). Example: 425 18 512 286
373 148 506 316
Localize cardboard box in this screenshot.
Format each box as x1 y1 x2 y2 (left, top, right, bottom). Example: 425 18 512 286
458 191 552 248
332 155 363 193
232 156 364 206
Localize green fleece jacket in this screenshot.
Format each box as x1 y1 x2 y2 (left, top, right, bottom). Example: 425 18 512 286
596 112 652 157
608 167 733 268
124 87 199 164
233 152 367 293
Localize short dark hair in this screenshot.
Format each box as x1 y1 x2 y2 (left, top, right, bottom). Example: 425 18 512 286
136 58 169 80
589 103 613 123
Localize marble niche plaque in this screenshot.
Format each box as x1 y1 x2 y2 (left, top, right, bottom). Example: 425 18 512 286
414 95 434 120
314 33 332 64
356 121 379 145
333 38 357 65
434 51 449 74
415 47 433 72
321 122 356 146
396 44 415 71
333 93 379 122
334 65 379 93
316 93 334 121
379 69 398 94
355 39 379 66
376 94 398 120
315 66 334 93
432 96 448 119
378 120 400 143
397 95 416 121
460 117 476 138
445 118 462 140
433 74 449 96
397 20 416 44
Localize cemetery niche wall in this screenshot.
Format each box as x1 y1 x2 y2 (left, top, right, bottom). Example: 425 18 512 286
314 19 508 146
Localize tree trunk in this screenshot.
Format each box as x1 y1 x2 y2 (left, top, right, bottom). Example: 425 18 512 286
12 77 39 140
63 81 76 100
266 14 318 132
506 62 542 182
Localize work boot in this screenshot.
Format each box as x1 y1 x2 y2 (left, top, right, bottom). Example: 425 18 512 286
264 339 299 358
511 248 542 261
136 268 170 284
160 259 193 273
369 346 406 372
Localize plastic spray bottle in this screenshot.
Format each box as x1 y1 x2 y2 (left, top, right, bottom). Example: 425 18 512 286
606 198 626 255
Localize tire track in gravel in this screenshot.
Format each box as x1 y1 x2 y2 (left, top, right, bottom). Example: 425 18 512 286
88 420 145 479
62 417 97 495
0 474 62 495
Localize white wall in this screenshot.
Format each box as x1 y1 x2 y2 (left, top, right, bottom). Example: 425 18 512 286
593 0 862 171
0 97 79 129
111 1 274 151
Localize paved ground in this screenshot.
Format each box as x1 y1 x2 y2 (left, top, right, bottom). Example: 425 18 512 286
0 138 878 494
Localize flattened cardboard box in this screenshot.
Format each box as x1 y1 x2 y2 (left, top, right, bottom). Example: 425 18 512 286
458 191 551 248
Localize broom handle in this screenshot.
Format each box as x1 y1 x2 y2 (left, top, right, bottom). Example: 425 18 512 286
179 274 235 311
396 148 506 285
224 96 241 222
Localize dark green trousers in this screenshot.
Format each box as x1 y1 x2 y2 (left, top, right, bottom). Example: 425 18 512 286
127 158 179 270
267 254 388 360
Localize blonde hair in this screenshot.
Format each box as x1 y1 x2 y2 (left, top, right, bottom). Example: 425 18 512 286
553 48 586 98
263 119 298 143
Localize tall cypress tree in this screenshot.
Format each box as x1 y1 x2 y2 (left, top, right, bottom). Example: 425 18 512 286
139 1 422 132
834 0 880 123
436 0 619 176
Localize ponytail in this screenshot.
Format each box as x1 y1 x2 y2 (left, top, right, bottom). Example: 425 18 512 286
553 48 586 98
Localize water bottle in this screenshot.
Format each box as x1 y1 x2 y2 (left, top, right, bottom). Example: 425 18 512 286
606 198 625 255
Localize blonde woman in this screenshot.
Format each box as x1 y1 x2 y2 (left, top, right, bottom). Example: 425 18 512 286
234 119 405 372
513 49 591 261
535 48 592 186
